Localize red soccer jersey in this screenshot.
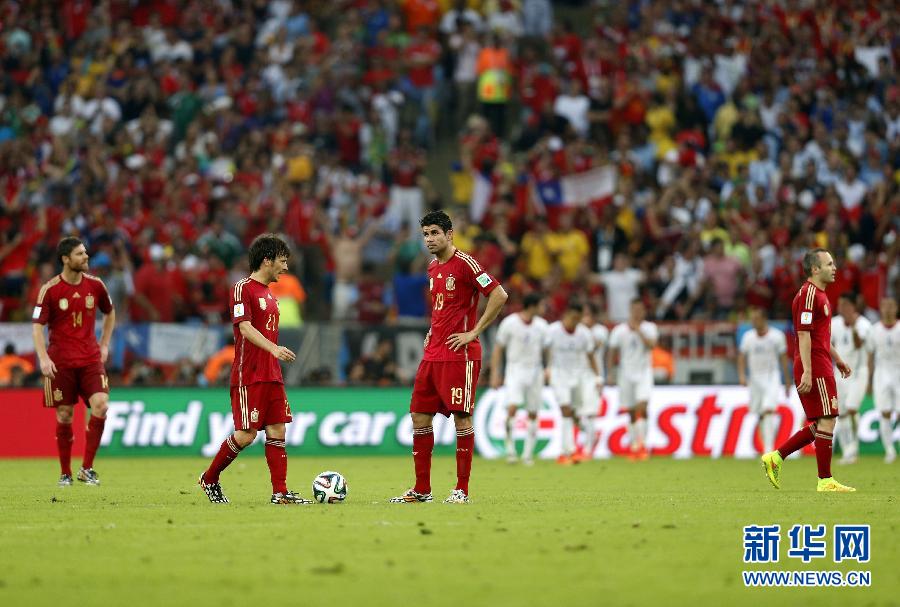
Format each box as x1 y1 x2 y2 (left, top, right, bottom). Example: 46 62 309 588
230 277 283 387
791 280 833 377
424 249 499 362
32 274 113 369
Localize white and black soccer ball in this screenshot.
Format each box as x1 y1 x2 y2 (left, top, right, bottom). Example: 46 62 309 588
312 471 348 503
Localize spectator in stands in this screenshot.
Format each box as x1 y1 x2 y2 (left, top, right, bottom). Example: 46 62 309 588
702 239 745 319
131 244 183 323
269 271 307 329
0 343 34 386
347 337 399 385
598 253 644 323
203 335 234 387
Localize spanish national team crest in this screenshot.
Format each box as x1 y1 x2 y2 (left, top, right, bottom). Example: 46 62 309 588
824 304 830 317
59 298 68 311
259 297 267 311
446 275 456 291
285 400 292 417
85 295 95 309
251 408 259 423
53 389 63 402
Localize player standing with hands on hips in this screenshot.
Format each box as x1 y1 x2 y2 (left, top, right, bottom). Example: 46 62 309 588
33 237 115 486
761 249 855 492
199 234 311 504
392 211 507 504
866 297 900 464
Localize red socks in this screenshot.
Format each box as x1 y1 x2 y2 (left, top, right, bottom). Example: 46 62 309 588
204 434 244 483
777 423 816 460
82 415 106 469
265 437 288 494
56 422 73 476
814 429 833 479
412 426 434 494
455 427 475 495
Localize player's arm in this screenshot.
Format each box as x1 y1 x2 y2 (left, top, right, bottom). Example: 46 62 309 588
99 307 116 365
780 352 792 396
489 343 504 389
636 325 657 349
830 342 851 378
446 285 508 351
866 350 874 395
736 351 747 386
605 345 617 385
586 352 600 377
31 322 57 379
238 321 296 362
797 331 813 393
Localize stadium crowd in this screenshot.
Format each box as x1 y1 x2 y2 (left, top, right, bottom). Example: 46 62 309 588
0 0 898 343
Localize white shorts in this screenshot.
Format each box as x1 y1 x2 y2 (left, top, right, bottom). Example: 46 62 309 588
873 374 900 413
836 372 868 412
619 373 653 410
579 376 603 417
748 380 779 415
551 373 592 413
503 371 543 413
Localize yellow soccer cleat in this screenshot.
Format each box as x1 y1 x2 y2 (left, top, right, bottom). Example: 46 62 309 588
816 478 856 492
760 451 782 489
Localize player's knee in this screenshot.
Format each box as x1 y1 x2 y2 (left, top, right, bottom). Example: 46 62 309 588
56 408 74 424
234 429 257 447
506 405 517 418
266 424 286 440
411 412 433 429
882 412 892 420
453 412 473 430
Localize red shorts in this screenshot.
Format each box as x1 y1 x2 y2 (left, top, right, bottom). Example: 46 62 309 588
410 359 480 417
797 375 839 420
231 382 292 431
43 361 108 408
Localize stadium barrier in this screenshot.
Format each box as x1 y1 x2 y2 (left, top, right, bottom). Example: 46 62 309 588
0 386 891 459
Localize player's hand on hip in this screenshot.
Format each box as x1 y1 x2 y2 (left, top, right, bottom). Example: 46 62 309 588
272 346 296 362
100 344 109 364
40 357 57 379
798 371 812 394
837 361 851 379
446 331 476 352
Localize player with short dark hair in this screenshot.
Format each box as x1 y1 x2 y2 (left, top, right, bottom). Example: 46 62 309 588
761 248 855 492
199 234 310 504
32 237 116 486
391 210 508 503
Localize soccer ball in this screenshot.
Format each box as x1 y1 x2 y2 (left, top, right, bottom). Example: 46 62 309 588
312 471 348 503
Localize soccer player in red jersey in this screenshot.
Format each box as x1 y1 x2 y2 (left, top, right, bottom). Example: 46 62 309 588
32 237 115 486
391 210 508 504
761 248 856 492
199 234 310 504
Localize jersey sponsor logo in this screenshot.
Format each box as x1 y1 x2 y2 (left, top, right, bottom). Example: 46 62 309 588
32 306 41 320
85 295 95 309
233 303 245 318
259 297 267 311
476 273 492 288
59 298 68 311
446 275 456 291
800 312 813 325
824 304 829 317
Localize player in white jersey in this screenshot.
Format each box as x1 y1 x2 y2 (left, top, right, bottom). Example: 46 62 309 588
737 307 790 454
544 304 599 465
866 297 900 463
607 299 658 460
490 294 548 465
579 304 609 460
831 293 872 463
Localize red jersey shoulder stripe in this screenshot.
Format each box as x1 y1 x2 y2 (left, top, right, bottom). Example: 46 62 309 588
233 278 251 302
36 276 61 305
804 282 816 309
455 250 482 274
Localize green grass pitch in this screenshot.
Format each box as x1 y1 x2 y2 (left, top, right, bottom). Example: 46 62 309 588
1 456 897 607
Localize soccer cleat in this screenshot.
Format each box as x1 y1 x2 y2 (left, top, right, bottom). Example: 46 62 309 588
522 457 535 466
506 453 518 464
635 446 650 461
198 474 229 504
838 455 857 465
444 489 470 504
885 452 896 464
556 454 575 466
760 451 782 489
271 491 313 505
816 477 856 492
77 467 100 486
58 474 73 487
389 488 433 503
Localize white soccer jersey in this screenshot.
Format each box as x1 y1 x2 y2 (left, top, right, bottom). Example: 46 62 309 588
609 321 659 382
495 313 548 375
588 323 609 381
831 315 872 373
739 327 786 382
545 322 594 375
867 321 900 381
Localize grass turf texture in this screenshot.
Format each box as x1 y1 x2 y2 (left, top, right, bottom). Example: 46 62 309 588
1 456 896 607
